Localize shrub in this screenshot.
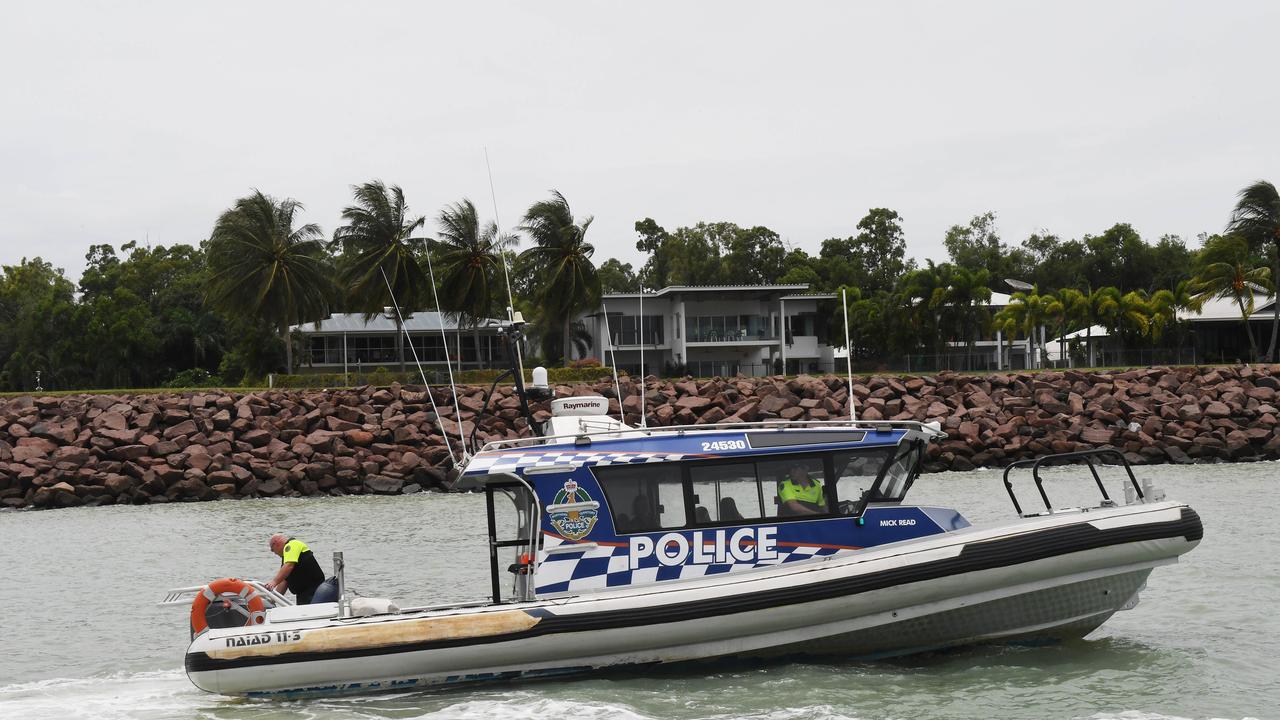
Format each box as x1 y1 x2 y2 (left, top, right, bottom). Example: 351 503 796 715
569 357 602 369
270 365 617 389
164 368 225 388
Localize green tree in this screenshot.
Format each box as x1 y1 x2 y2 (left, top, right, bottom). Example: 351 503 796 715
435 198 518 368
635 221 787 288
333 181 428 372
0 258 85 391
1056 288 1090 366
80 241 225 385
1227 180 1280 361
1080 224 1154 291
206 190 334 374
942 266 993 365
830 286 912 365
1191 234 1271 361
597 258 640 293
519 191 601 364
1147 280 1203 349
819 208 913 294
777 248 821 286
943 212 1034 289
995 291 1060 369
900 263 948 356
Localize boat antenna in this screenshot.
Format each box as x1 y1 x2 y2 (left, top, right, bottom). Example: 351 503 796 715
485 147 526 385
379 267 457 466
420 239 470 462
600 301 624 423
842 287 856 422
637 285 647 429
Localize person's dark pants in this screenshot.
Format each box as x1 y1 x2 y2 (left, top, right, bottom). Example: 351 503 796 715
296 577 340 605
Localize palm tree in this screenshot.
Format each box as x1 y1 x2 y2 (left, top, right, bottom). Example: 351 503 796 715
997 291 1059 369
1115 290 1153 346
1146 280 1203 354
518 191 601 364
1057 288 1090 367
1191 234 1272 362
900 263 948 361
435 199 518 369
941 266 992 370
332 181 428 373
990 307 1021 370
1228 180 1280 360
205 190 334 373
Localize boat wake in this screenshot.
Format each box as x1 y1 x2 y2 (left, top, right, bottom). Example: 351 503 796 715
0 668 1260 720
0 668 197 720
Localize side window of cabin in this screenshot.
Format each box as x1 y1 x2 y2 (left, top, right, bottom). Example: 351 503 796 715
832 449 893 511
875 443 921 502
689 463 762 524
756 456 827 517
594 464 687 533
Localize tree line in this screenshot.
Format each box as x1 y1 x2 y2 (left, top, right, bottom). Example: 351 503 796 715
1 180 1277 391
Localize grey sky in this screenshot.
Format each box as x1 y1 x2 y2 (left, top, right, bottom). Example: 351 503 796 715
2 1 1276 283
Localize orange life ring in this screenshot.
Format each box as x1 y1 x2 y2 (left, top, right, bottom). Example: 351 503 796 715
190 578 267 636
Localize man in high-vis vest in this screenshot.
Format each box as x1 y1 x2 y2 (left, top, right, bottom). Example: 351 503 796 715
778 463 828 516
266 533 337 605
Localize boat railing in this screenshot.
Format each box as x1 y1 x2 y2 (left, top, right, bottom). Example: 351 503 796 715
474 418 946 455
158 579 294 608
1001 448 1147 517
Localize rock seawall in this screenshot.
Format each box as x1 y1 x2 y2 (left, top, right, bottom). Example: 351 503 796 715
2 365 1277 510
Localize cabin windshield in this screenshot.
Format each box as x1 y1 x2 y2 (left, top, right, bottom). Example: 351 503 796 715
593 442 917 533
877 441 923 501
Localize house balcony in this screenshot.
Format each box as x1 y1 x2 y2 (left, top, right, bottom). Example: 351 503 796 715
685 315 777 345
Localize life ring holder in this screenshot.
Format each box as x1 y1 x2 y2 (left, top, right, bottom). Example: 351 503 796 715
190 578 267 636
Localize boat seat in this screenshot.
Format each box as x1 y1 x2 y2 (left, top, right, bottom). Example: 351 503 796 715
719 497 744 522
695 506 711 524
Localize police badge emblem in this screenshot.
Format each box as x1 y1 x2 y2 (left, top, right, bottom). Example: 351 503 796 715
547 479 600 541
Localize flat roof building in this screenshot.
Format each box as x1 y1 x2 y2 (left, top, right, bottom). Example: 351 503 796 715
575 284 838 377
289 312 508 372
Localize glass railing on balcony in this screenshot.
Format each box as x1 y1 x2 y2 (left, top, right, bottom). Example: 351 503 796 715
685 315 776 343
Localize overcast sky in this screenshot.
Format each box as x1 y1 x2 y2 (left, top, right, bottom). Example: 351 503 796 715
2 1 1277 283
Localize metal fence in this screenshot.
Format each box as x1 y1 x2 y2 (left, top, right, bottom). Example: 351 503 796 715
674 347 1202 378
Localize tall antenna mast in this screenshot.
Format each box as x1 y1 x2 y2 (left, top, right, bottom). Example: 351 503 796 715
485 147 526 384
638 285 647 429
421 239 469 461
600 301 624 423
379 267 457 466
842 287 856 422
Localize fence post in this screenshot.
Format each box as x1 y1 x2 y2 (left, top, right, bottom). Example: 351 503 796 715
268 373 274 389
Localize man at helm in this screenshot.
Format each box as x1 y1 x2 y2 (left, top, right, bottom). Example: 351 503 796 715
266 533 337 605
778 462 827 516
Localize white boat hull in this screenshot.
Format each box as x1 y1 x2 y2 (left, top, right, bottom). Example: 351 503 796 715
186 502 1200 697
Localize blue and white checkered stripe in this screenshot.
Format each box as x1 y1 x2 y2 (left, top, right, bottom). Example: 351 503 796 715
533 537 849 594
464 451 688 476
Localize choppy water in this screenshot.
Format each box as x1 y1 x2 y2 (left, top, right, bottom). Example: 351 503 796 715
1 464 1276 720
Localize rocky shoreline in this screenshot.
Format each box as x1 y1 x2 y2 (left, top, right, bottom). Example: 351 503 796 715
2 365 1276 510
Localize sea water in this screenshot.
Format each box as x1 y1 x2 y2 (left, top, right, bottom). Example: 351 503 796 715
0 464 1276 720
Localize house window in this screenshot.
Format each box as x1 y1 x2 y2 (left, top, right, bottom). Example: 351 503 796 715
611 315 664 346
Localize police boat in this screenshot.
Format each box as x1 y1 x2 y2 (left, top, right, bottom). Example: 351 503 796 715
169 390 1202 698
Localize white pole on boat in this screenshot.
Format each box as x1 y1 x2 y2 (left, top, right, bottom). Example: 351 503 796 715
380 268 458 466
601 301 625 423
638 286 647 429
484 147 526 385
842 287 856 422
421 240 469 461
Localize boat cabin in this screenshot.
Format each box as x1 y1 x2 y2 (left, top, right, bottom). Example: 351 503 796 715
461 398 968 603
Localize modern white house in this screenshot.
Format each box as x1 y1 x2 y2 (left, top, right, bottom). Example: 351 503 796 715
290 312 508 373
575 284 839 377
